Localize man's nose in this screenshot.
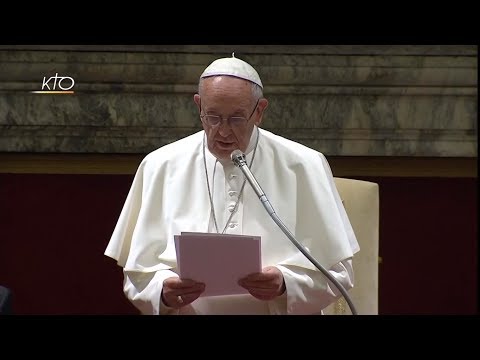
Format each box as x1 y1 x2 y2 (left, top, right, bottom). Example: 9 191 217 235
217 119 233 136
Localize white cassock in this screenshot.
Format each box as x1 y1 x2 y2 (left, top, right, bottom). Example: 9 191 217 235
104 126 360 315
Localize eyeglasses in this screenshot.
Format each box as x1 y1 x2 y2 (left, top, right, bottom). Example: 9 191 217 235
200 98 260 128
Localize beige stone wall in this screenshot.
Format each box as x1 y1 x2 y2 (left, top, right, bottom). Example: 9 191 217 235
0 45 476 156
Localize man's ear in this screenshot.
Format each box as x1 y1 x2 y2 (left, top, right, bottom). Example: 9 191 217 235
193 94 201 110
254 98 269 126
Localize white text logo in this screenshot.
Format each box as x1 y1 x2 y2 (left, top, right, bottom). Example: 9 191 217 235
31 73 75 94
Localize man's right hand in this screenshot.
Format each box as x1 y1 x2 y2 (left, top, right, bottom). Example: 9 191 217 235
161 277 205 308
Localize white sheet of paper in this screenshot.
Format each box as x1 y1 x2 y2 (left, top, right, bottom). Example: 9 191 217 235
174 232 262 297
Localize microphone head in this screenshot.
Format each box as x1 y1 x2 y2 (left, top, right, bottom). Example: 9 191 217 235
231 149 246 167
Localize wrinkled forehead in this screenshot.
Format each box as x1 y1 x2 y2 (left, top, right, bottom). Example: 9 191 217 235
200 76 254 106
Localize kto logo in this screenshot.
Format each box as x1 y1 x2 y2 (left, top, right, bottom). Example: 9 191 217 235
31 73 75 94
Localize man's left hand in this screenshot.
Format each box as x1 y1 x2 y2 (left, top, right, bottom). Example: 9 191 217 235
238 266 286 301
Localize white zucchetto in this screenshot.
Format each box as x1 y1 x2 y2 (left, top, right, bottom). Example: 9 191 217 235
200 53 263 89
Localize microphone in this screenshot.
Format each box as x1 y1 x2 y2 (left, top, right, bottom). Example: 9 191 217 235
231 149 358 315
231 149 275 217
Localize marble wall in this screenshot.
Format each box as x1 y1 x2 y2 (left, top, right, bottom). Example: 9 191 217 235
0 45 477 156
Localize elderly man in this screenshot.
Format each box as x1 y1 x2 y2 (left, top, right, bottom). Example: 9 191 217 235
105 55 359 315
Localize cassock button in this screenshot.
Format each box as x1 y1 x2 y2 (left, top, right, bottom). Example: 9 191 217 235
228 205 235 212
228 191 237 197
229 174 237 179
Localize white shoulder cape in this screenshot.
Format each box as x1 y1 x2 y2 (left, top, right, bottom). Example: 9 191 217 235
105 128 359 274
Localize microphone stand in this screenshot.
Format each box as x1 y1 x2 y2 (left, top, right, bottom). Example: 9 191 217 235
231 150 358 315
